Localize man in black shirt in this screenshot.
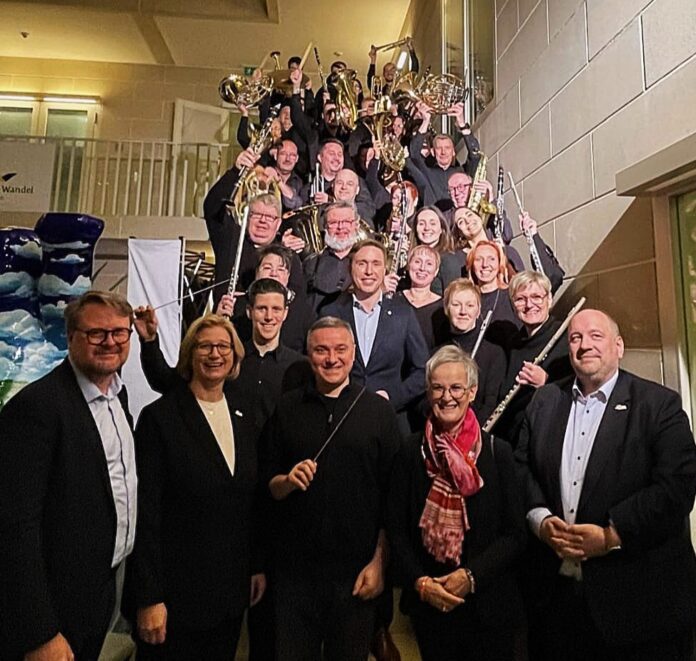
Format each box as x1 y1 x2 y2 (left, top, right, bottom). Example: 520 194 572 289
262 317 401 661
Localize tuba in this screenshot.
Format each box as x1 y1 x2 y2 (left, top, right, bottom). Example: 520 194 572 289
334 69 360 132
365 96 406 173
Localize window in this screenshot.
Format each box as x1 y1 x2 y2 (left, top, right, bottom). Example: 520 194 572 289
0 96 98 139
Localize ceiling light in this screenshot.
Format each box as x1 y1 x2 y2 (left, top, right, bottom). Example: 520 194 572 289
0 93 38 101
44 96 99 104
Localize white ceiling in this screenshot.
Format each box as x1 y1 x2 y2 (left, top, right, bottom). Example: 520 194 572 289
0 0 413 75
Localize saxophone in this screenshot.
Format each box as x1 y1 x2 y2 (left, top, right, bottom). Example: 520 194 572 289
467 153 497 216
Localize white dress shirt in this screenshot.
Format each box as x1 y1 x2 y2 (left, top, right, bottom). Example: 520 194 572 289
527 370 619 579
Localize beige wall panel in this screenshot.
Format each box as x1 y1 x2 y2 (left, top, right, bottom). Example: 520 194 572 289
164 66 227 86
126 99 165 121
548 0 585 39
518 0 541 25
129 118 171 140
553 193 633 276
642 0 696 86
478 84 521 155
549 19 643 154
586 0 651 59
497 2 548 98
10 76 75 94
592 55 696 195
497 0 519 57
620 349 664 383
194 85 222 106
0 74 11 89
596 261 660 347
519 7 586 123
499 106 551 182
523 135 594 223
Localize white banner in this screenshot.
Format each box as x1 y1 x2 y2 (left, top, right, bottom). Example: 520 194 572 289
0 142 56 212
123 238 183 422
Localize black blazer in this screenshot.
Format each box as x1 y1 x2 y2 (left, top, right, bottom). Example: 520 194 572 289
322 293 428 412
515 370 696 645
387 432 526 627
123 382 259 630
0 360 131 657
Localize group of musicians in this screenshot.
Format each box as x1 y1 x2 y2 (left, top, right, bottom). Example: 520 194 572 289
1 42 695 661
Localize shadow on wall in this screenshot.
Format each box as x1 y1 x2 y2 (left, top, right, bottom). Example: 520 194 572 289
552 196 660 349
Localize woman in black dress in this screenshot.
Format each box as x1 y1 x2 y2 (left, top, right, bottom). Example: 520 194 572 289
387 345 526 661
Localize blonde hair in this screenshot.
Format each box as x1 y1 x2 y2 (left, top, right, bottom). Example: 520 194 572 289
508 270 552 300
64 290 133 334
443 277 480 310
407 244 441 270
426 344 479 390
177 314 245 382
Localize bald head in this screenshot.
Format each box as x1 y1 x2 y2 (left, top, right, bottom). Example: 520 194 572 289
333 168 360 202
568 309 624 394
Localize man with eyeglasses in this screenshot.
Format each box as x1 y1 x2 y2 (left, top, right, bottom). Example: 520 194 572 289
0 291 138 661
303 201 361 314
204 188 306 309
490 271 573 445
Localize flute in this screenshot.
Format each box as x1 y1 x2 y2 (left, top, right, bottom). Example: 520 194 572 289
483 297 586 432
507 172 545 276
494 166 504 245
471 310 493 359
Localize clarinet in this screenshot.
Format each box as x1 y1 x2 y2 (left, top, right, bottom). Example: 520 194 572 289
482 297 586 432
314 47 329 94
494 166 505 244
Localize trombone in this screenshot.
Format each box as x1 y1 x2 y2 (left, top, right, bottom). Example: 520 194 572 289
372 37 411 53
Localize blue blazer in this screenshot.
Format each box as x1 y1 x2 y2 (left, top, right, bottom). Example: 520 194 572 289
323 293 428 412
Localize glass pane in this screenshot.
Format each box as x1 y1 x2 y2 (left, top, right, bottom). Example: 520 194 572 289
469 0 495 121
675 191 696 416
45 109 89 139
0 107 33 136
445 0 465 79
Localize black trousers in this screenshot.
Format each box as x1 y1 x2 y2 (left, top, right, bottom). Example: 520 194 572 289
410 599 515 661
535 576 694 661
135 613 243 661
274 572 377 661
248 581 275 661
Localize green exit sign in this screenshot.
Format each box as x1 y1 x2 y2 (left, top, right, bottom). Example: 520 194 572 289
243 66 255 76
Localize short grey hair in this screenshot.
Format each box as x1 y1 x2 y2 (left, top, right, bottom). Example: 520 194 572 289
426 344 479 390
307 315 355 347
323 200 358 225
508 270 552 301
250 192 282 218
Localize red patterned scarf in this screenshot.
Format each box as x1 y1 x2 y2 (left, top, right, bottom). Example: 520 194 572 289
418 407 484 565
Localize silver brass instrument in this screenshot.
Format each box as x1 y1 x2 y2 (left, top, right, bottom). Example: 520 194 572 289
372 37 411 53
467 154 497 216
471 310 493 359
483 297 587 432
508 172 545 275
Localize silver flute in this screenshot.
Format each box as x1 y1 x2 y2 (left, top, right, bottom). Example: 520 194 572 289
508 172 545 275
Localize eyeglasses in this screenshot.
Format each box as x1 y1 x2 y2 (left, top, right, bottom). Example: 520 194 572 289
512 293 548 308
249 211 279 223
75 327 132 345
326 219 355 228
448 183 471 193
429 384 469 399
195 342 233 356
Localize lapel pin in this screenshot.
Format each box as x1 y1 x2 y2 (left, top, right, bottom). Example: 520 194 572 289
234 410 243 417
614 404 628 411
387 310 392 316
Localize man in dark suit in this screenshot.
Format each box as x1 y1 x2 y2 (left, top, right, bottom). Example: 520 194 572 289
516 309 696 660
322 238 428 423
0 291 137 661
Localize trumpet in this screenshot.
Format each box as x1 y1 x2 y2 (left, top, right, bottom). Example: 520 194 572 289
467 154 497 216
372 37 411 53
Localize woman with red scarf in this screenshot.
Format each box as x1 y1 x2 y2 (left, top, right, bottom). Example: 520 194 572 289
387 345 526 661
